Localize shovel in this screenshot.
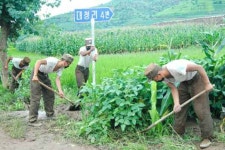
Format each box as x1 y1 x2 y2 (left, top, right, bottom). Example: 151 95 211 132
141 89 207 132
38 81 79 110
11 70 24 81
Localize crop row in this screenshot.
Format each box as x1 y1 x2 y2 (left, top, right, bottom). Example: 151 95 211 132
16 24 222 55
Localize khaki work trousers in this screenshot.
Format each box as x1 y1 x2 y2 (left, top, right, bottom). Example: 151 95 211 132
10 66 22 92
29 71 55 123
75 65 89 97
173 73 214 139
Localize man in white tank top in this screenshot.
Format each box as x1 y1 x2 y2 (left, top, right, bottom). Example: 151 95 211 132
145 59 214 149
4 56 31 92
73 38 98 110
28 54 74 126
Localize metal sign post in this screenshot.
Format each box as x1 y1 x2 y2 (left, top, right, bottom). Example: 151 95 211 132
91 18 96 86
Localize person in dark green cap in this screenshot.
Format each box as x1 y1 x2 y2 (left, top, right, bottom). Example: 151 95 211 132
72 38 98 111
5 56 31 92
28 54 74 126
144 59 214 149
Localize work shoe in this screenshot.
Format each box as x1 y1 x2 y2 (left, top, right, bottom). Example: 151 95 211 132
200 139 211 149
28 121 42 127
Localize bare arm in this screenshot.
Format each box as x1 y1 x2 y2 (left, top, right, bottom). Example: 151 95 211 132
4 57 13 69
93 53 98 61
91 47 98 61
32 59 47 81
55 75 64 98
186 63 213 91
80 46 95 56
167 82 181 113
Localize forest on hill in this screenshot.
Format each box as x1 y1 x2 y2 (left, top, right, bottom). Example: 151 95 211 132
44 0 225 31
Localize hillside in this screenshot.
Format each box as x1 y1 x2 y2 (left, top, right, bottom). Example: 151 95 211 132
44 0 225 31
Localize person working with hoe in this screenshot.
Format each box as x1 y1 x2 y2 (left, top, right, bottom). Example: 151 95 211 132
144 59 214 149
4 56 31 92
28 54 74 127
70 38 98 111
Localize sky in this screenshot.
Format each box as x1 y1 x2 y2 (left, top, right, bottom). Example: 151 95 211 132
38 0 112 19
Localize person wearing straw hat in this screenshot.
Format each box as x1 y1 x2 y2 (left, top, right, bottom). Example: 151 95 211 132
4 56 31 92
144 59 214 149
28 54 74 126
73 38 98 110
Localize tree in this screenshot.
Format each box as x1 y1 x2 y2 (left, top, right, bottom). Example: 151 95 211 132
0 0 61 87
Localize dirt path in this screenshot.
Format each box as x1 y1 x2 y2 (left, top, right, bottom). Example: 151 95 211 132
0 106 224 150
185 120 225 150
0 109 98 150
0 128 93 150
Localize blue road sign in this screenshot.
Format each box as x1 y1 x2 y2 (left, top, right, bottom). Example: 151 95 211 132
74 7 113 22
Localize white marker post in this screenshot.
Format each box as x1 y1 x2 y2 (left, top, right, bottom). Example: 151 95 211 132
91 18 96 86
74 7 114 86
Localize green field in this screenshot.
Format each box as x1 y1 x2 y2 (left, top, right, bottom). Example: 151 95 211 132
6 45 206 88
2 45 225 150
1 0 225 149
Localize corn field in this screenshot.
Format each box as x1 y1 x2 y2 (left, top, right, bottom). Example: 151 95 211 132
15 24 222 55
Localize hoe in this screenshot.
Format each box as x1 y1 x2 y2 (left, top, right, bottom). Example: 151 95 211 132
141 89 207 132
38 81 79 111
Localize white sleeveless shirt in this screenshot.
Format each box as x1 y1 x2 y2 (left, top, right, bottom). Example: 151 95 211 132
163 59 197 84
12 58 28 69
39 57 63 77
77 46 98 68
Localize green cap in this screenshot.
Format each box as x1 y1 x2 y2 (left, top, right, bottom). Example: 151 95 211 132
22 57 31 66
144 63 162 80
62 54 74 63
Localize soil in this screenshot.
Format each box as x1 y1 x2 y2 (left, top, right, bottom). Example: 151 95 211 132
0 104 98 150
0 104 224 150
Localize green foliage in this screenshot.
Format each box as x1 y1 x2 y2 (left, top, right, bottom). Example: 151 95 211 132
159 49 182 66
0 84 14 110
197 29 225 117
13 69 31 107
149 81 163 132
0 69 31 111
43 0 225 32
155 0 217 17
78 67 151 142
0 0 61 38
77 65 175 142
16 24 213 55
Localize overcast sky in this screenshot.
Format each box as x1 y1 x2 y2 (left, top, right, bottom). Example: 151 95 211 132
38 0 111 19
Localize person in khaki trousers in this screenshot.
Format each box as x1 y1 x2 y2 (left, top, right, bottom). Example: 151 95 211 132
29 54 74 126
73 38 98 110
4 56 31 92
144 59 214 149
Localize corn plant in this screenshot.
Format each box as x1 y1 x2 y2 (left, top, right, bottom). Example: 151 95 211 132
16 24 213 55
197 29 225 117
149 81 163 133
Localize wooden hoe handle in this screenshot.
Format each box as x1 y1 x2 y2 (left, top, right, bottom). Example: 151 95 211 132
141 89 207 132
38 81 75 105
